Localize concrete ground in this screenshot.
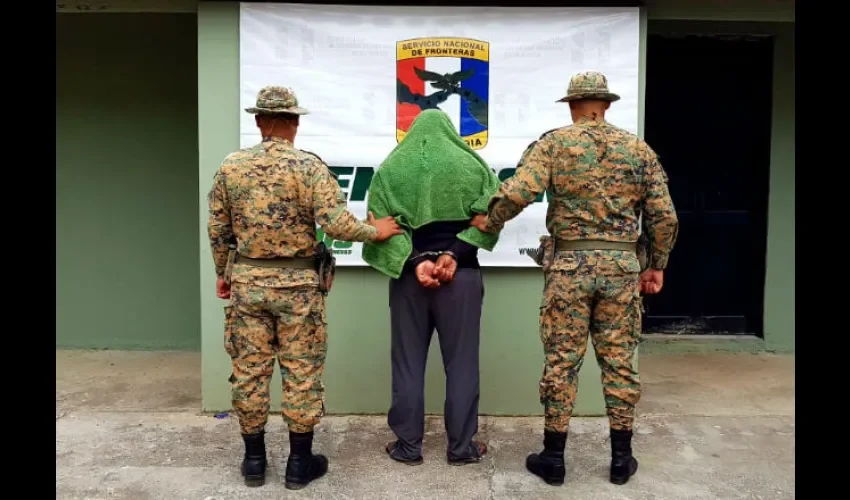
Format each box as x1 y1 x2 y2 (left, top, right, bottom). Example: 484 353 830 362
57 349 794 500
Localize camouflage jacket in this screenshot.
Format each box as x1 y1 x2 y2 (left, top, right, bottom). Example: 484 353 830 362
485 117 679 269
207 137 377 287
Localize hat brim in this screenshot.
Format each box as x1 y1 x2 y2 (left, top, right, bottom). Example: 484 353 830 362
556 92 620 103
244 106 310 115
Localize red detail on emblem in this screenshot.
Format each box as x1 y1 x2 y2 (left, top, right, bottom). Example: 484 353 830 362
396 57 425 133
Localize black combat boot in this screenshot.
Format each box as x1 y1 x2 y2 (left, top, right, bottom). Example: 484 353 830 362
240 431 267 487
284 431 329 490
610 428 639 485
525 430 567 486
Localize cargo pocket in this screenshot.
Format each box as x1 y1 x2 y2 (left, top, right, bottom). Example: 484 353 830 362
632 291 644 345
549 255 580 273
622 274 643 346
309 294 329 353
539 273 556 345
538 289 550 341
223 305 237 359
539 293 559 347
538 364 553 406
615 255 642 275
318 294 328 327
316 295 328 333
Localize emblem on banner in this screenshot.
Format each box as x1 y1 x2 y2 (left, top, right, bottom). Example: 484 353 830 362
395 37 490 150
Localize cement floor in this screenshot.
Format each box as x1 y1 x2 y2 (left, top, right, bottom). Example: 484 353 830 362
57 350 794 500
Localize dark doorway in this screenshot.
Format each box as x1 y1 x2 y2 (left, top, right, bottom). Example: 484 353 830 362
642 32 773 336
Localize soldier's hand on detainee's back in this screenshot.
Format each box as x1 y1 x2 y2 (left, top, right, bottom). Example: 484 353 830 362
470 214 489 232
640 269 663 295
368 211 404 241
415 260 441 288
216 277 231 299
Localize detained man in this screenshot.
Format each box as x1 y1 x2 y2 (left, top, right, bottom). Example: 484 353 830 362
362 109 502 465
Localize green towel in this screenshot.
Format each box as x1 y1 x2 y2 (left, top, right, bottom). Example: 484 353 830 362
362 109 501 279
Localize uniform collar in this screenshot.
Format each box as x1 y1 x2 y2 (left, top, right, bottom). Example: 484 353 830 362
262 136 294 148
574 116 606 127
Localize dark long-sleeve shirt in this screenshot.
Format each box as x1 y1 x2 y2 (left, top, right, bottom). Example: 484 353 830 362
404 220 480 274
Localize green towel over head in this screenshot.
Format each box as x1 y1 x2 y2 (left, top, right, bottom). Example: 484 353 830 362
362 109 502 279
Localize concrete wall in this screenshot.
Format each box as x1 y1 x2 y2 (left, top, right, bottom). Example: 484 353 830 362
56 13 200 350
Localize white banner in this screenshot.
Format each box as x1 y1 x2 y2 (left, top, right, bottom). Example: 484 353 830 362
239 2 640 266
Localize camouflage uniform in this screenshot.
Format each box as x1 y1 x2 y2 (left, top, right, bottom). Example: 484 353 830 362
484 72 678 434
207 86 379 437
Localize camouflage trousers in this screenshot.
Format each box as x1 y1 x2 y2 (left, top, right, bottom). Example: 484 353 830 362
224 283 327 435
538 251 642 433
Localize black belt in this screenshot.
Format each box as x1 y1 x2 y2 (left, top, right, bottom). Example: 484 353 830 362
554 240 636 252
235 254 314 269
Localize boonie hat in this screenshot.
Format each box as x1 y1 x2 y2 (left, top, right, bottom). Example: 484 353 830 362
245 86 309 115
556 71 620 103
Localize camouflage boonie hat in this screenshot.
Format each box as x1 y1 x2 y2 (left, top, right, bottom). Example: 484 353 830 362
557 71 620 103
245 86 309 115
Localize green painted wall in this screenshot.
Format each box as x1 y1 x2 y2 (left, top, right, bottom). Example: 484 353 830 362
196 2 606 415
645 0 794 22
56 13 200 350
763 24 795 352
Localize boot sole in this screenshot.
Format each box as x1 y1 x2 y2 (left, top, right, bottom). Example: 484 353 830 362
610 461 638 485
285 474 325 490
241 462 266 488
527 468 565 486
243 475 265 487
526 458 565 485
527 470 565 486
527 468 565 485
285 473 328 491
610 474 630 485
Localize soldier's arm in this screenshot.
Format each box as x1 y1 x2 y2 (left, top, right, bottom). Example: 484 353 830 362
207 169 234 277
310 160 378 242
484 136 553 232
641 153 679 269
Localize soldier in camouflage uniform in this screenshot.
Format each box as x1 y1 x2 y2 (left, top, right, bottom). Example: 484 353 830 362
472 72 678 486
207 86 402 490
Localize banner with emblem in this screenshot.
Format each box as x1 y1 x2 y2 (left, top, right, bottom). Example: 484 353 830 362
238 2 641 267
